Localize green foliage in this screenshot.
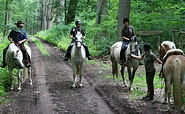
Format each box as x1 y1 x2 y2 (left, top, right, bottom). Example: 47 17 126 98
31 37 50 56
37 25 72 51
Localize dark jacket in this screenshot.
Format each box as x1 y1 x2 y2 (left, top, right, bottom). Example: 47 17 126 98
70 27 85 37
121 25 135 41
8 29 28 43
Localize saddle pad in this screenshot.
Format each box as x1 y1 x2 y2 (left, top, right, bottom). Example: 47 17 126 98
163 49 184 60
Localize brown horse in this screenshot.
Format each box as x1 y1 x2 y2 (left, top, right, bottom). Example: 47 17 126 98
159 41 185 111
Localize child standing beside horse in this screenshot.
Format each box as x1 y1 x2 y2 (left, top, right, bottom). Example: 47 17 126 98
130 43 163 101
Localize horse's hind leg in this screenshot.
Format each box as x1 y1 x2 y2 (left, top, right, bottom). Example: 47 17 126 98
28 67 33 86
9 69 14 90
164 78 172 110
121 65 127 87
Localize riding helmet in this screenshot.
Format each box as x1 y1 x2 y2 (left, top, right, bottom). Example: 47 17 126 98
75 20 82 25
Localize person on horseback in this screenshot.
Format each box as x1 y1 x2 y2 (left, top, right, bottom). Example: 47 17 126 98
120 18 135 65
130 43 162 101
64 20 92 61
1 21 31 68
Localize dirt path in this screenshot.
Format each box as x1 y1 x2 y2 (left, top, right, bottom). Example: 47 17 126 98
1 38 184 114
0 39 115 114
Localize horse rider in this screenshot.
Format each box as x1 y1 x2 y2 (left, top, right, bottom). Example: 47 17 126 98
120 18 135 65
130 43 163 101
64 20 92 61
0 21 31 68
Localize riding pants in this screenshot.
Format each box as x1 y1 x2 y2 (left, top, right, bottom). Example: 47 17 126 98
120 41 130 62
18 43 31 66
65 42 91 58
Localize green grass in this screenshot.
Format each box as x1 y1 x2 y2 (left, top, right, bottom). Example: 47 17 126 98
31 37 50 56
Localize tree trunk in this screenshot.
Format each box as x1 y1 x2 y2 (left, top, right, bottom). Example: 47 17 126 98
66 0 78 24
40 0 47 30
3 0 9 38
96 0 108 24
55 0 65 25
117 0 131 40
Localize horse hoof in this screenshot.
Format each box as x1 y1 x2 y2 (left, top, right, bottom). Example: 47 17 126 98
29 82 33 86
79 84 83 87
18 87 21 91
10 87 14 91
72 84 76 88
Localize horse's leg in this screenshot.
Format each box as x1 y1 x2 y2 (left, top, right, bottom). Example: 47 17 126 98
17 69 23 91
72 65 77 88
28 67 33 86
165 77 172 110
9 69 14 90
121 65 127 87
79 64 83 87
128 67 137 91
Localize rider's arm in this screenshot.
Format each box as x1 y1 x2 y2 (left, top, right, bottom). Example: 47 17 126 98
69 34 73 39
18 39 27 44
156 58 163 64
130 54 143 60
123 36 130 41
8 37 14 43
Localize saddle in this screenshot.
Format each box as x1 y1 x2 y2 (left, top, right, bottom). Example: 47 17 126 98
159 49 184 78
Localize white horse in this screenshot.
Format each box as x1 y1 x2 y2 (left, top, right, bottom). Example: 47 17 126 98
71 31 86 88
110 37 141 90
5 43 32 91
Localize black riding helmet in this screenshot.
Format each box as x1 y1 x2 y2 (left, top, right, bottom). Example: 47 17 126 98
123 18 129 24
75 20 82 26
143 43 151 51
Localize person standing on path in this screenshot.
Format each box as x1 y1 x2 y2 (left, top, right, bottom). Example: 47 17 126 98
130 43 162 101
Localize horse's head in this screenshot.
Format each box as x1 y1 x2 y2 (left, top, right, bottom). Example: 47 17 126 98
8 43 24 68
74 31 83 49
158 41 176 61
129 36 141 56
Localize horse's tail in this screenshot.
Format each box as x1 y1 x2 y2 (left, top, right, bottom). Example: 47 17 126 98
110 45 119 79
173 58 182 110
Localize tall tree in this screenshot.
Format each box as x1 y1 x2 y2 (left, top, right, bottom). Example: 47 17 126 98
3 0 13 38
95 0 108 24
66 0 78 24
55 0 65 25
117 0 131 39
40 0 47 30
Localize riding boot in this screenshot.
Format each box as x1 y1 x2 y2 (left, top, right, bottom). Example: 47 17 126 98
0 46 9 68
20 44 31 68
120 48 126 65
83 45 92 60
64 45 73 61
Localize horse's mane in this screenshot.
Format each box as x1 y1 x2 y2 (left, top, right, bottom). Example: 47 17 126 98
161 41 176 49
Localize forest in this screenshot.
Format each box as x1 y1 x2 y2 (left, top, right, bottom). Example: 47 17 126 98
0 0 185 107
